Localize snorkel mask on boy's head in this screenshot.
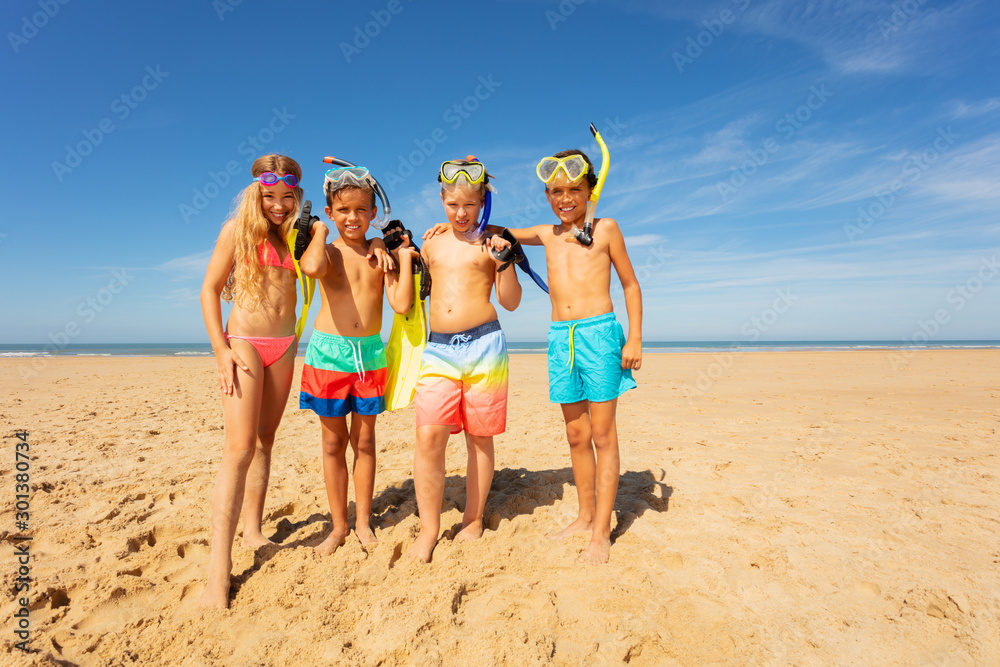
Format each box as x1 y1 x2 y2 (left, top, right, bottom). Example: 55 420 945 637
536 123 610 247
438 156 494 241
321 156 392 230
536 154 596 189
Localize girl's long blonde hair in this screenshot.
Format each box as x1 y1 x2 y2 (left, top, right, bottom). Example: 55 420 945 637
221 155 303 311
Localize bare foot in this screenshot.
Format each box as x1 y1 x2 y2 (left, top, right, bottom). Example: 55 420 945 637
549 517 592 540
454 520 483 542
241 532 275 549
578 536 611 565
198 573 231 609
355 523 378 547
315 527 349 556
405 530 438 563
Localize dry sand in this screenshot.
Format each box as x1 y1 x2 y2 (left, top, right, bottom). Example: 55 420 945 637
1 350 998 665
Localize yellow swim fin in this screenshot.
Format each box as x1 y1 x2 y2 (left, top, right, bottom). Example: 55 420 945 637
286 227 316 342
384 270 428 411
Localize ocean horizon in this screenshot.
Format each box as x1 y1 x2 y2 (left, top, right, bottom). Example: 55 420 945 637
1 340 998 358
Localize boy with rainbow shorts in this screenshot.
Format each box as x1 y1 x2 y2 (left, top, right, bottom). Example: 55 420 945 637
424 139 641 564
407 157 522 563
298 163 416 554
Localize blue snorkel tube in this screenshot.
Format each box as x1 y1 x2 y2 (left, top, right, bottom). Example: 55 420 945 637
464 187 491 242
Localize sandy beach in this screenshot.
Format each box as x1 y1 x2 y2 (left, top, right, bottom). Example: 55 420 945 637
1 350 998 665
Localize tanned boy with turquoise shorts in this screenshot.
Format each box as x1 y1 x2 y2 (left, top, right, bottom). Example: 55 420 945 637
493 149 642 564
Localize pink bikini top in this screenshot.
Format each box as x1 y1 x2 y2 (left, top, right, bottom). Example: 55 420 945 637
258 238 295 271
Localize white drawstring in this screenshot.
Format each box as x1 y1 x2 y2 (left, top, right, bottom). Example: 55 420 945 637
350 340 365 383
449 333 472 345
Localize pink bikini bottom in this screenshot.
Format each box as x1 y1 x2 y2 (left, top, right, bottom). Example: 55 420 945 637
225 333 296 367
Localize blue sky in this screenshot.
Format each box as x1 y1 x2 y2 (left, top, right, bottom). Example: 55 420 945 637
2 0 998 344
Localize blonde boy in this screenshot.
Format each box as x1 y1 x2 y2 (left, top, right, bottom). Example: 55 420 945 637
407 159 521 563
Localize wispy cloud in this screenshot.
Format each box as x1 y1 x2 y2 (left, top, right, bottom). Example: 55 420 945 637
156 251 212 280
947 97 1000 119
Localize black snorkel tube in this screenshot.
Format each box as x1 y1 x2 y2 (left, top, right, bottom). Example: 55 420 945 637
574 123 610 247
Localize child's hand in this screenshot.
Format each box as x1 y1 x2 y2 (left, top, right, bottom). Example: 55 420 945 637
398 245 420 262
422 223 450 240
484 234 513 267
367 238 396 273
621 339 642 371
216 346 248 395
310 221 329 239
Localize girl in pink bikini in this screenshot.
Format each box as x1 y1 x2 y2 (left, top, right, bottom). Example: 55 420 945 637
199 154 311 608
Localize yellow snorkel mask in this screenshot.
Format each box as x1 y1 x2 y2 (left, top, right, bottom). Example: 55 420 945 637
536 123 609 247
536 154 590 184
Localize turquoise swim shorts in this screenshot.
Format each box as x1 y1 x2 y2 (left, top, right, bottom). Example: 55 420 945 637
547 312 636 404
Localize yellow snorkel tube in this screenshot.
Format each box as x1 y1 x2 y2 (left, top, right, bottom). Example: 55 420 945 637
287 200 318 341
576 122 610 247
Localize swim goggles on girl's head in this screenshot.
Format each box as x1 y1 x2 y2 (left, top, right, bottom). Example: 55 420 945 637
439 160 486 185
536 155 589 184
323 166 374 194
254 172 299 188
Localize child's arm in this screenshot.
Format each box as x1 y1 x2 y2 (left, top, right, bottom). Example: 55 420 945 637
422 222 449 241
606 219 643 371
299 221 331 278
485 236 522 311
423 223 547 246
368 236 395 273
385 244 419 314
200 221 248 394
507 225 546 246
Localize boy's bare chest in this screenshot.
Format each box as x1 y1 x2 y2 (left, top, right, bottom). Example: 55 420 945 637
427 240 493 274
546 236 610 276
326 250 381 291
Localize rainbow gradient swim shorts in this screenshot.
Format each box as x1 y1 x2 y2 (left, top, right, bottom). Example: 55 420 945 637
415 320 508 436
